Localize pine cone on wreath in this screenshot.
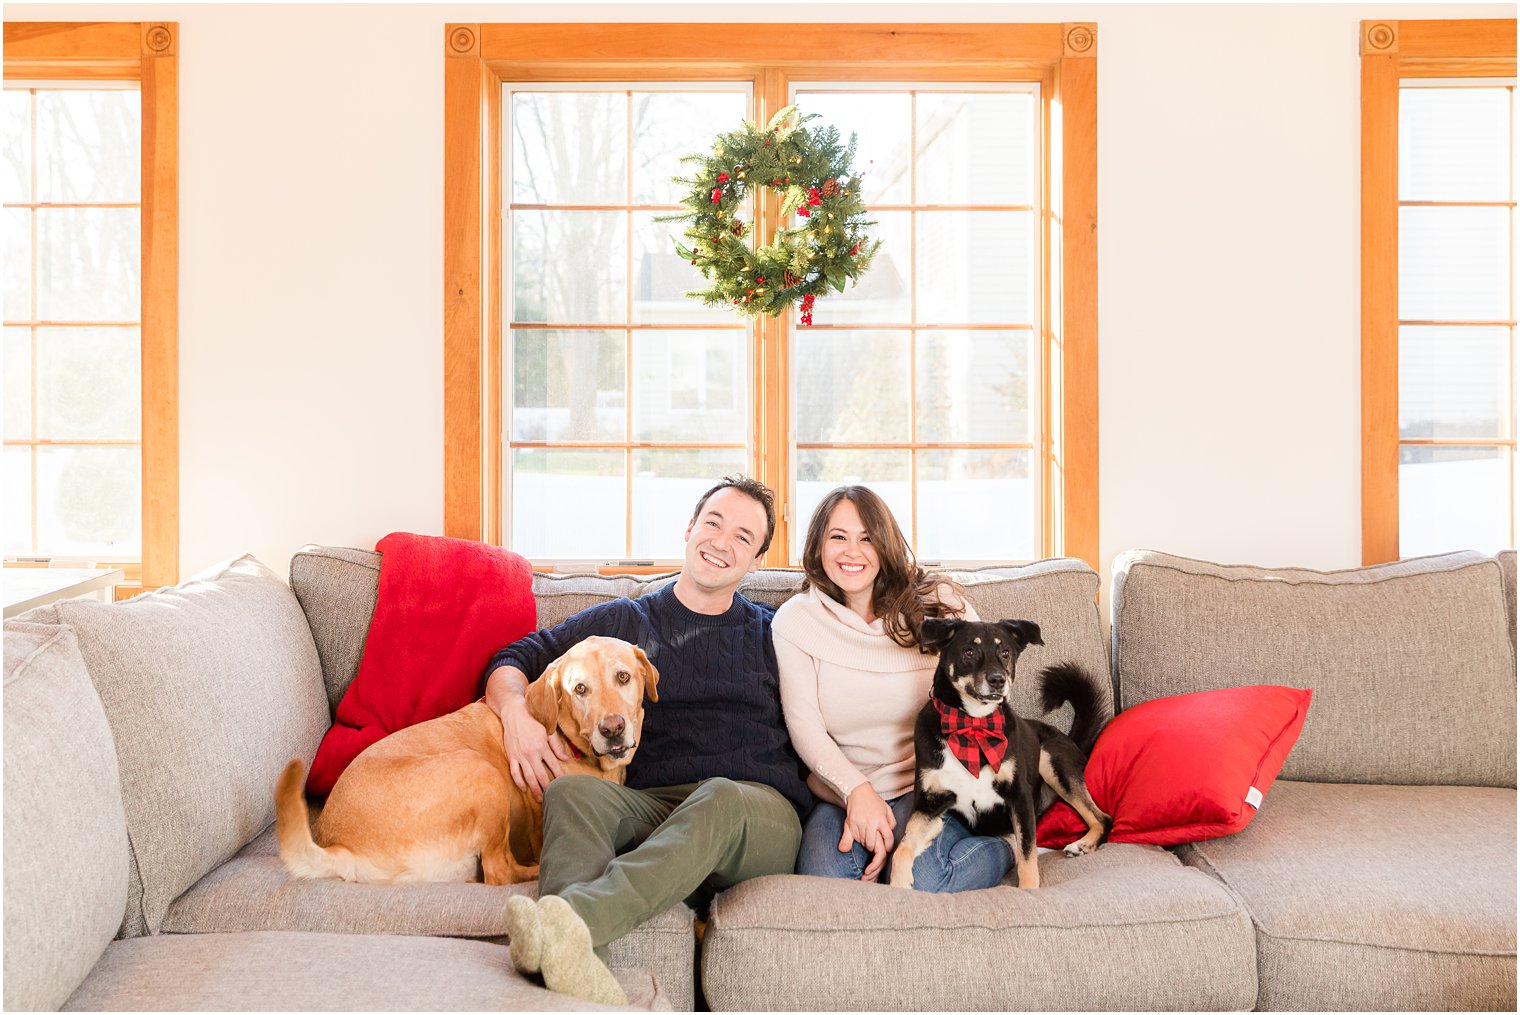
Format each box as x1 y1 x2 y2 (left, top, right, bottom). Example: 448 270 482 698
730 220 747 237
820 177 841 199
783 270 804 289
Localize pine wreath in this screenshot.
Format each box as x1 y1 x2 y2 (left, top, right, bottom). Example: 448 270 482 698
666 105 881 326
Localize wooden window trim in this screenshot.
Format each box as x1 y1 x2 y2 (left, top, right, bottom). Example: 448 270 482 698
1360 19 1516 564
445 22 1098 569
4 21 180 589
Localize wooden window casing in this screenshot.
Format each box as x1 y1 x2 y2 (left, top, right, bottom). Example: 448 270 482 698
1361 19 1516 564
445 23 1098 569
3 21 179 591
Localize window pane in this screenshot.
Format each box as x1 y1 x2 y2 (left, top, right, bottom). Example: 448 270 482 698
4 327 29 438
509 329 624 442
917 449 1034 560
36 90 140 203
1399 206 1509 321
918 211 1032 324
2 90 29 204
916 92 1033 205
510 92 625 205
632 210 735 323
793 449 911 559
511 210 626 323
917 330 1031 443
793 330 909 443
4 446 30 554
36 445 140 556
511 448 625 559
631 449 749 558
632 91 749 206
36 327 140 441
1400 87 1510 202
632 330 747 442
1399 445 1511 555
4 208 30 320
814 209 910 324
1398 326 1509 440
37 207 140 321
795 92 910 205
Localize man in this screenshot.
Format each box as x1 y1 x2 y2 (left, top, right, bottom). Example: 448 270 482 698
482 476 809 1005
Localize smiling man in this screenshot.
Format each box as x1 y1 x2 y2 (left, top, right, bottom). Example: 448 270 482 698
481 476 808 1006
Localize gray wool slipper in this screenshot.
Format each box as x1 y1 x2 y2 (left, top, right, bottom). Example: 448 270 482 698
504 895 542 975
536 895 628 1008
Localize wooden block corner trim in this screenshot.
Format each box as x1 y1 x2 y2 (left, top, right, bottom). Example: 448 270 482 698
447 24 480 57
1361 21 1398 56
1063 23 1096 58
142 23 175 56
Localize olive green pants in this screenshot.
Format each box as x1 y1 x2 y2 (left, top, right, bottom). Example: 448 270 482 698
538 775 802 954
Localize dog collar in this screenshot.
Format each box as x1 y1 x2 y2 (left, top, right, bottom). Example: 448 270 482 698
556 728 585 761
933 695 1008 777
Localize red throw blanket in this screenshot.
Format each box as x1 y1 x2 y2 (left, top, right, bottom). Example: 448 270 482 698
306 532 537 795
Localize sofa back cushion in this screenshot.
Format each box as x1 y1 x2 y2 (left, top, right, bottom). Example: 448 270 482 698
1500 550 1516 655
3 622 130 1010
292 548 1113 738
21 555 331 936
1112 549 1516 787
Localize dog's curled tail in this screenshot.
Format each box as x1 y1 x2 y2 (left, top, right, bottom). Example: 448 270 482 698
275 759 357 881
1039 662 1107 757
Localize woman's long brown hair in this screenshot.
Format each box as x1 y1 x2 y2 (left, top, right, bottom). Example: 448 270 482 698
800 485 966 651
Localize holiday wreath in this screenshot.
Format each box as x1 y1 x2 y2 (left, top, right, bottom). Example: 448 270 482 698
667 105 881 325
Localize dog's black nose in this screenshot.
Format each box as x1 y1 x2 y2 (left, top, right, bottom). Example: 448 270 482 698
599 715 626 740
987 673 1006 689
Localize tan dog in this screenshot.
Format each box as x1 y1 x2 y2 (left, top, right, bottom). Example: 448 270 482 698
275 636 658 886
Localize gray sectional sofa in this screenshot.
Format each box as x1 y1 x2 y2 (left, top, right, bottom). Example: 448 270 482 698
4 545 1514 1011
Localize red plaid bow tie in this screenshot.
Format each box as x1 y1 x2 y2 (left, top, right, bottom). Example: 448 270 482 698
934 696 1008 777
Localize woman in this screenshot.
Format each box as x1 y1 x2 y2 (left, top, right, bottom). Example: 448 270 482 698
773 485 1013 890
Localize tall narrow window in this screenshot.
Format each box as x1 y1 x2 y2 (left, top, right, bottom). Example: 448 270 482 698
3 84 143 561
1396 80 1515 555
1361 19 1516 563
3 22 179 592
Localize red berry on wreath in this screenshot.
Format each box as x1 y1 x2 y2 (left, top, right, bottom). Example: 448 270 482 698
717 172 730 183
798 207 811 218
711 188 722 203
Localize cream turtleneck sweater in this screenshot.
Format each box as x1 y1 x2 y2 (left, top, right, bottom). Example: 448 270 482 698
772 585 976 807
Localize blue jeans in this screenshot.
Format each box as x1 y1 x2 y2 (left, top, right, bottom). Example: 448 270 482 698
795 792 1012 892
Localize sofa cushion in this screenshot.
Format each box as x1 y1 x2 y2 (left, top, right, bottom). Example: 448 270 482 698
160 825 697 1011
21 555 331 937
1111 549 1515 787
63 931 668 1011
3 623 131 1011
701 845 1256 1011
1177 780 1516 1011
290 544 381 715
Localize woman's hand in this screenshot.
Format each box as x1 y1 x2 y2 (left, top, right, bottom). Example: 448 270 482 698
840 782 897 882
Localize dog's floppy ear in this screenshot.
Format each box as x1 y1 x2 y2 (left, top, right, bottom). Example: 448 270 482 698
920 617 964 653
633 645 659 703
996 619 1044 649
524 660 563 734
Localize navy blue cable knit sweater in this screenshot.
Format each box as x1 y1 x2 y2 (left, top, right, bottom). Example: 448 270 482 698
481 585 811 817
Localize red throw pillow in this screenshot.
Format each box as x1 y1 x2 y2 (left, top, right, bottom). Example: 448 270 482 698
1036 685 1311 848
306 532 537 795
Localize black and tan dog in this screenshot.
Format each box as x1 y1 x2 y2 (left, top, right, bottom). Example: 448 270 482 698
888 618 1111 890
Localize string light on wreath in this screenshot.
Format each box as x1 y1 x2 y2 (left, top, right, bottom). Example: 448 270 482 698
663 105 881 325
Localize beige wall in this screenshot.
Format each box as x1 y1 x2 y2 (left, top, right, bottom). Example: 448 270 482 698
8 2 1513 589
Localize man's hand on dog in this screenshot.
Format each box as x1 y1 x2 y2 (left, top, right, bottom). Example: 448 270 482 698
842 783 897 882
502 697 572 802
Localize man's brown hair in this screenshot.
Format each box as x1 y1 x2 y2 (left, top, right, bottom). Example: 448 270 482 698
690 475 777 555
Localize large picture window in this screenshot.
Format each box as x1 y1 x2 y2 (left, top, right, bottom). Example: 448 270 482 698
446 23 1098 569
